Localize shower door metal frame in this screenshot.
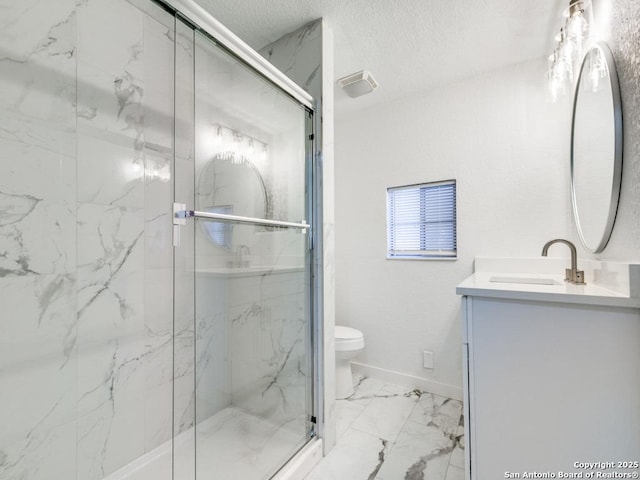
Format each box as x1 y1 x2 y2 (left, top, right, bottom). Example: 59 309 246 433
154 0 313 111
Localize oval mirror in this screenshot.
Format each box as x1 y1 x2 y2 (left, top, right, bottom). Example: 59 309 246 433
196 152 269 247
571 41 623 253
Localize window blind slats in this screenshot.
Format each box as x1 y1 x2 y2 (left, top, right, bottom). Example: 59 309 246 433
387 181 456 258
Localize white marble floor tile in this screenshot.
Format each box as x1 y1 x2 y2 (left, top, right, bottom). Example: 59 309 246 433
304 376 466 480
349 386 420 442
408 393 463 435
304 428 390 480
449 424 465 469
375 420 457 480
345 375 387 405
334 400 366 440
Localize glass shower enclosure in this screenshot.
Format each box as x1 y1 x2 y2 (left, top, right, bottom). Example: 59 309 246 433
172 14 317 480
0 0 317 478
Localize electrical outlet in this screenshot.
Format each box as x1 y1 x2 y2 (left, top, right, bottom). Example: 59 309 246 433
423 350 434 369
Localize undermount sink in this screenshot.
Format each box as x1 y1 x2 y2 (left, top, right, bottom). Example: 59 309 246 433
489 275 561 286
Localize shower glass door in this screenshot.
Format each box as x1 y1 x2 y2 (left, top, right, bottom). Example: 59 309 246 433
186 28 315 480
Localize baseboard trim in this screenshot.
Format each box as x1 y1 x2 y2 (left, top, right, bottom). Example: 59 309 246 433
351 362 463 401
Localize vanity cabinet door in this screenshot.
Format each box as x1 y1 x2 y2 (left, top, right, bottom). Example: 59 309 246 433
463 296 640 480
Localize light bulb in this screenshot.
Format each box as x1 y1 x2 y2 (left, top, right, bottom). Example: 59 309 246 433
217 126 231 152
568 13 587 38
232 132 241 155
215 125 222 144
554 30 563 44
258 144 268 163
566 13 588 61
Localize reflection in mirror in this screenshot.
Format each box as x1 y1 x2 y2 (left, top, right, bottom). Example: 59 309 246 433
196 152 269 248
571 42 623 253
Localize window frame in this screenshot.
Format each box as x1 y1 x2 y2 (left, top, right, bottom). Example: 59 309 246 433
386 179 457 260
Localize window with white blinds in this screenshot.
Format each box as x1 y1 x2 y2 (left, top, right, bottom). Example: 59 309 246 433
387 180 457 259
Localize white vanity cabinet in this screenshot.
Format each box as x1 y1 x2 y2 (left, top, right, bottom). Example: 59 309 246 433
458 263 640 480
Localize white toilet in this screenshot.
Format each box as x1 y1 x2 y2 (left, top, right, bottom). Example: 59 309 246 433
335 325 365 399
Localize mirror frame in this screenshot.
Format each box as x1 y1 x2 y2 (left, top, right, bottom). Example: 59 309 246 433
570 41 623 254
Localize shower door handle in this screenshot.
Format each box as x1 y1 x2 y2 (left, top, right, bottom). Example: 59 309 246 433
173 203 187 247
173 203 310 231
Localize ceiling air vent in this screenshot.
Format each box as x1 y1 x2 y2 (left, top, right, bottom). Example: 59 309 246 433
337 70 378 98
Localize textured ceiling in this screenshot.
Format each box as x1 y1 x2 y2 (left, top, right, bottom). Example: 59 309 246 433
193 0 566 114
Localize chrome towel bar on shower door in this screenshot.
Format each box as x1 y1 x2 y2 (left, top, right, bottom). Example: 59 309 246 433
173 203 309 230
179 210 310 230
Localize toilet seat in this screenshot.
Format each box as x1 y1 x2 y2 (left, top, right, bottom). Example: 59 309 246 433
335 326 364 351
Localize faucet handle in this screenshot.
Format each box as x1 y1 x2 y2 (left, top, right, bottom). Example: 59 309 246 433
565 268 586 285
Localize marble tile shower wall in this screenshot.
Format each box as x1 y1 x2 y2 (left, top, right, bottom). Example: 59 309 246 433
194 273 230 421
0 1 181 479
228 270 308 426
0 1 78 477
193 268 308 430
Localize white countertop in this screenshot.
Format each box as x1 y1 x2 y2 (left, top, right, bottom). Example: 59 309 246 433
456 257 640 308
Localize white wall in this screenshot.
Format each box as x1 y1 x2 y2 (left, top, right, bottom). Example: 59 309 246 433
335 58 573 395
335 0 640 396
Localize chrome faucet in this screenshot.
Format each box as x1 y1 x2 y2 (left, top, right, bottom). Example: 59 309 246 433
541 239 585 285
235 244 250 268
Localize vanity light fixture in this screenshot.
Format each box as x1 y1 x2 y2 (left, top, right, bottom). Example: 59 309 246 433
212 124 268 165
547 0 593 102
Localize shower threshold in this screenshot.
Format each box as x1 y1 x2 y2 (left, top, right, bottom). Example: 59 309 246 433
103 407 316 480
